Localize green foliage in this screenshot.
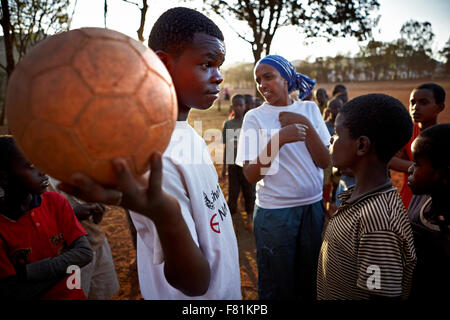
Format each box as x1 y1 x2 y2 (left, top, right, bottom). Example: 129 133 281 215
6 0 73 60
439 38 450 75
0 0 74 125
400 20 434 53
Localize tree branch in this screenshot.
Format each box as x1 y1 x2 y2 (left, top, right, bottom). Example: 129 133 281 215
122 0 139 7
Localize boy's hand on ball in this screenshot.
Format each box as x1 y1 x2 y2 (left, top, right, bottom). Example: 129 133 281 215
58 152 179 224
113 153 180 224
91 203 106 224
73 204 97 221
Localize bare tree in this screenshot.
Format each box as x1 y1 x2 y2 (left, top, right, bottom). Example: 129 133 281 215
104 0 149 42
0 0 74 125
0 0 15 78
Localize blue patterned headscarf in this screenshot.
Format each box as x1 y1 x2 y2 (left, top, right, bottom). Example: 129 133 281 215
256 55 316 100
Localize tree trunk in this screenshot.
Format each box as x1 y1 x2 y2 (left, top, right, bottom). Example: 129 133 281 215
104 0 108 28
0 0 16 125
136 0 148 42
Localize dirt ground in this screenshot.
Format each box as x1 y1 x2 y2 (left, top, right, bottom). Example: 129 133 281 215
92 79 450 300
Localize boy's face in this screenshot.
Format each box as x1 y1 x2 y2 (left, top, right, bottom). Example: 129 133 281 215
409 88 443 125
167 33 225 110
329 113 358 169
7 152 49 195
232 98 245 118
407 137 439 195
254 64 289 106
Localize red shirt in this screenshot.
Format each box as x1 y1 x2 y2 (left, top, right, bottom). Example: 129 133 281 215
399 123 421 210
0 191 88 299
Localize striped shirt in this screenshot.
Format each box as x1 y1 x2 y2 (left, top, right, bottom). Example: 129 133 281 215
317 182 416 300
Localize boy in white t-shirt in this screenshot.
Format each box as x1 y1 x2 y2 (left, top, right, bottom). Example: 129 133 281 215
235 55 331 300
59 8 241 300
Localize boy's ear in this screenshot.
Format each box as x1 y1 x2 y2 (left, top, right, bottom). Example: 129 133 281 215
437 102 445 113
356 136 371 156
155 50 173 71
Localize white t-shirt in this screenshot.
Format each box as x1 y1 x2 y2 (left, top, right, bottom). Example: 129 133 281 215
130 121 241 300
235 100 331 209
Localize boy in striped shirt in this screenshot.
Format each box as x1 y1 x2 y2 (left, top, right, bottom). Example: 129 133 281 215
317 94 417 300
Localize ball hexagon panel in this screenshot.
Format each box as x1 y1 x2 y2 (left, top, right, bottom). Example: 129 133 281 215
74 95 148 160
17 29 87 78
89 157 136 187
21 120 92 185
30 66 93 128
72 38 146 94
136 72 178 126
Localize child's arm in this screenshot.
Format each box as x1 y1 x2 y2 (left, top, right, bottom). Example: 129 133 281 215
23 235 93 282
58 153 211 297
279 111 331 169
0 235 92 299
243 124 308 184
388 149 412 172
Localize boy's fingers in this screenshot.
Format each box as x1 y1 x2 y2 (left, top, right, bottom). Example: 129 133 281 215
112 158 139 194
148 152 163 195
61 172 122 205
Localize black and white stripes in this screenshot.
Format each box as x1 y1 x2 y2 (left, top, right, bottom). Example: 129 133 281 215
317 187 416 300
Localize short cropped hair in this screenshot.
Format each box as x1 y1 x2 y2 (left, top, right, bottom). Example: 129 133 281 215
231 94 244 104
148 7 224 56
332 84 347 96
244 94 253 102
414 123 450 171
415 83 446 104
0 135 21 172
340 94 413 162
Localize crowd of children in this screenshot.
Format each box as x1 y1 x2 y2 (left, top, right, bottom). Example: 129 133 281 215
0 7 448 301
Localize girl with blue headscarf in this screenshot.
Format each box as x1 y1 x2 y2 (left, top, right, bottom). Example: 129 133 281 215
235 55 331 300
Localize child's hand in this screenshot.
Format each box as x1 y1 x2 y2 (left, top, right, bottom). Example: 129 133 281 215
278 123 308 145
58 153 179 224
73 204 97 221
279 112 311 128
91 203 106 224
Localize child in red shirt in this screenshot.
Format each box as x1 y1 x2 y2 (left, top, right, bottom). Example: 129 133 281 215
0 135 93 299
389 83 446 210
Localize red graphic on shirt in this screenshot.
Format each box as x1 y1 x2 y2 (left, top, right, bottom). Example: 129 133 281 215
210 214 221 233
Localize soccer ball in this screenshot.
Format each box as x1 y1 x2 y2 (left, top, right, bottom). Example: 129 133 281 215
6 28 177 186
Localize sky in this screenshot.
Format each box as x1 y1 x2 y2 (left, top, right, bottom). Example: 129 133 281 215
70 0 450 66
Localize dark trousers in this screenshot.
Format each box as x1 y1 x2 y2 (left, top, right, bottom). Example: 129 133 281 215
227 164 255 215
253 201 325 300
